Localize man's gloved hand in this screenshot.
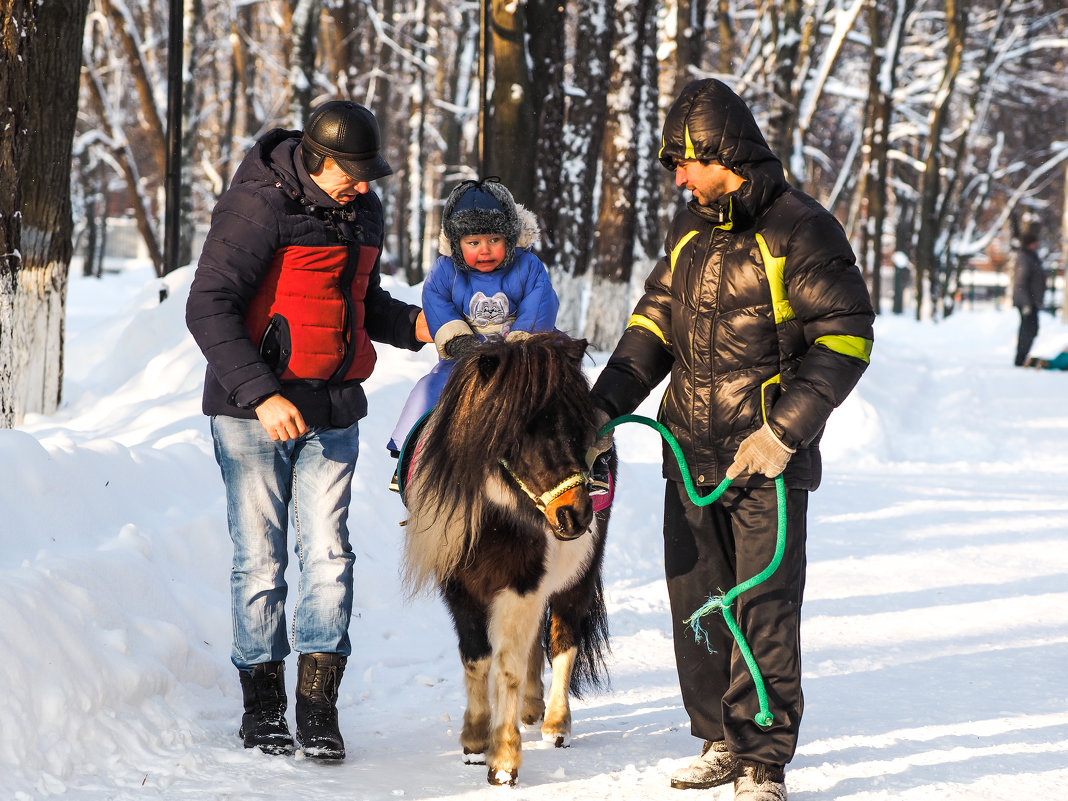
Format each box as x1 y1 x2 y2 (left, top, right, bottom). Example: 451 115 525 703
444 334 479 359
586 408 614 469
505 329 531 343
726 422 795 480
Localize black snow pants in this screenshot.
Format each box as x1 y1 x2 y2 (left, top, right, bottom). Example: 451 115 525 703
663 480 808 766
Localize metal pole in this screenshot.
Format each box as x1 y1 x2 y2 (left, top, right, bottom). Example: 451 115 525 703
162 0 184 284
478 0 487 177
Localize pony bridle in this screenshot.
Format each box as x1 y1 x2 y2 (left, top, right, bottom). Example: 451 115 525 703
499 459 590 535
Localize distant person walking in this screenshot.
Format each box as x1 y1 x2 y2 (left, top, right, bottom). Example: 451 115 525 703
1012 230 1045 367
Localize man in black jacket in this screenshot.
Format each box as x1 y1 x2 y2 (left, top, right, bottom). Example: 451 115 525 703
186 100 430 761
1012 230 1045 366
591 79 874 800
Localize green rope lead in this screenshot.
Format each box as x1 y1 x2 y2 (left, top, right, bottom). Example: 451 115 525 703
599 413 787 728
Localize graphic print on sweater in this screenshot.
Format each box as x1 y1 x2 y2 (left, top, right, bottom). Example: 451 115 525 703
469 291 510 329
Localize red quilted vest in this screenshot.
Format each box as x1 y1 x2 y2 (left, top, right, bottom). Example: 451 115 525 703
243 243 378 382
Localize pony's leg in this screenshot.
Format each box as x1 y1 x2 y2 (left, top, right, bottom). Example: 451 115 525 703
486 590 545 785
542 611 577 747
460 656 491 763
442 581 492 764
521 634 546 725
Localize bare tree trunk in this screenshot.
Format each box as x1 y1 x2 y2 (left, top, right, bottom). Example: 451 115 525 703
914 0 965 319
674 0 709 92
1 0 89 426
714 0 734 76
858 0 910 314
0 0 35 427
587 0 657 350
551 0 614 335
176 0 203 270
764 0 804 183
404 0 430 284
527 0 567 269
99 0 167 178
1062 116 1068 324
486 0 536 205
289 0 322 123
83 64 165 275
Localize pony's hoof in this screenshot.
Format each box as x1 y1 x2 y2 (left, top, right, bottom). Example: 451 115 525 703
543 731 570 748
488 767 518 786
462 748 486 765
520 708 544 726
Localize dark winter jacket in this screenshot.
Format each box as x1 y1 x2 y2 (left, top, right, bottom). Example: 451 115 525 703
592 79 875 491
186 129 424 428
1012 246 1045 311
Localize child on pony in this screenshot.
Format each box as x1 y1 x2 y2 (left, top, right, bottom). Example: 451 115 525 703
387 178 549 478
388 176 613 500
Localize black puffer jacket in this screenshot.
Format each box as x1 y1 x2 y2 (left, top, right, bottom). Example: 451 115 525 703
593 79 874 490
186 129 424 428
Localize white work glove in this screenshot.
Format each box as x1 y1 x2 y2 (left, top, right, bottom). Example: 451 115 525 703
726 422 795 480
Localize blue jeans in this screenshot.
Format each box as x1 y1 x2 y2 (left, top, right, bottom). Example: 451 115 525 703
211 416 359 669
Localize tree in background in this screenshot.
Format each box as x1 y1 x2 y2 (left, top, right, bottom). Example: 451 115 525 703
3 0 1065 428
1 0 89 427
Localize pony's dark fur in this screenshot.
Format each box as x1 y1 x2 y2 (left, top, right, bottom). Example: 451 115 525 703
401 332 613 784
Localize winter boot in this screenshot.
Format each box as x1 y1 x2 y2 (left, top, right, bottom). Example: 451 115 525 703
295 652 347 760
670 739 741 789
237 660 294 755
733 760 787 801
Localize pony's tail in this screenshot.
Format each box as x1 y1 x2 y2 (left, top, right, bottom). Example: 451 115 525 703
567 575 611 698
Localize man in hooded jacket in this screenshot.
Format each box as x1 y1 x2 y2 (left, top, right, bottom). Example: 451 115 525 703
591 79 874 799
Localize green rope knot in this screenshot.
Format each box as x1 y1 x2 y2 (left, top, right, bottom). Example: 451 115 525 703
602 413 787 729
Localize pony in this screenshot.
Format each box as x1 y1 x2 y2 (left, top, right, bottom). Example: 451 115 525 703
400 332 613 786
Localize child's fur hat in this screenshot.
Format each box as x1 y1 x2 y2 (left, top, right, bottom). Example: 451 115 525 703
439 178 538 270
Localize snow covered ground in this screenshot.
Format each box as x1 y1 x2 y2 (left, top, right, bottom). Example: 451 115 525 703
2 261 1067 800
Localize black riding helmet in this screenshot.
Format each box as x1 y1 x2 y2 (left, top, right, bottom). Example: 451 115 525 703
301 100 393 182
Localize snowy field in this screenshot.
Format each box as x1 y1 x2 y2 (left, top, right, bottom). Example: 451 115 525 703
2 261 1067 800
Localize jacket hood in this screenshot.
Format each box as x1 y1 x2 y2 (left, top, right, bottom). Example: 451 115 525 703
231 129 340 209
659 79 781 172
661 79 788 225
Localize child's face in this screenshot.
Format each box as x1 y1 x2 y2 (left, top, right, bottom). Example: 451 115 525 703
460 234 507 272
